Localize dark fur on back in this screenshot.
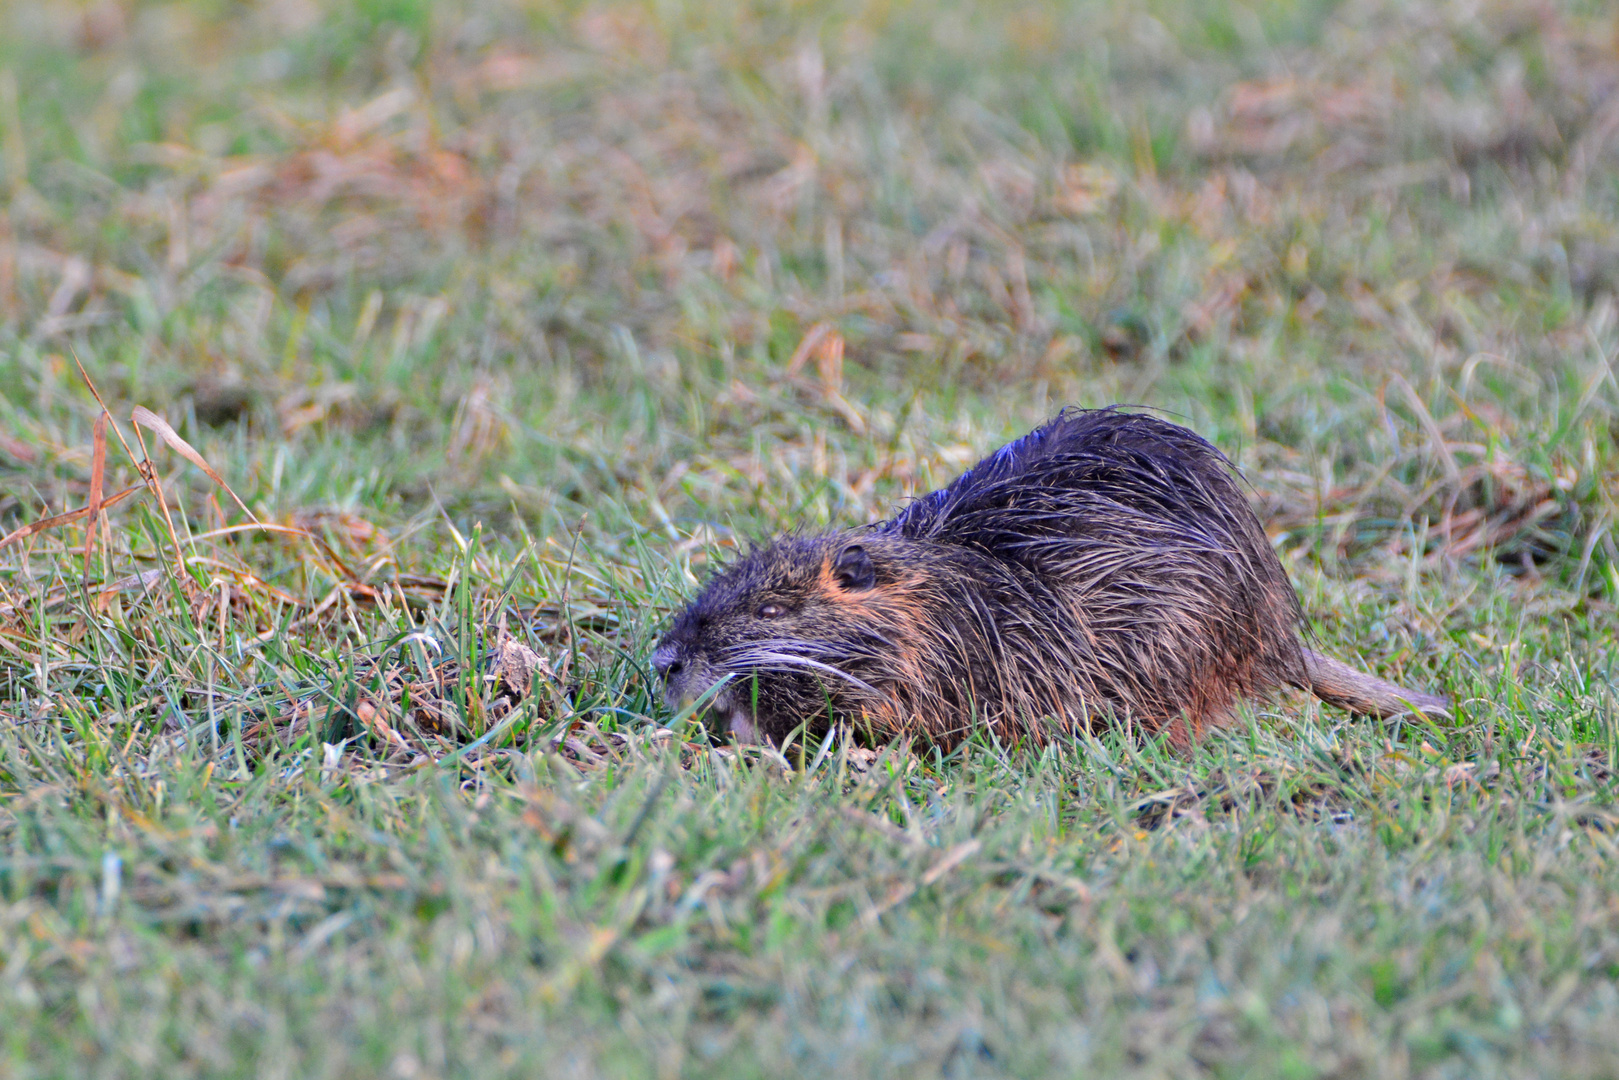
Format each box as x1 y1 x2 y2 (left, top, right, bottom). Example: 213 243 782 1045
654 408 1441 748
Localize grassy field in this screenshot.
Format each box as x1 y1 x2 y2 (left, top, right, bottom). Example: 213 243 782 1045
2 0 1619 1075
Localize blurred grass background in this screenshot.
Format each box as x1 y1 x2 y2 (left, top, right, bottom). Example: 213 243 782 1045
2 0 1619 1076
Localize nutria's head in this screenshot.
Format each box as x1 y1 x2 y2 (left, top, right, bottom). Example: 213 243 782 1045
652 533 900 743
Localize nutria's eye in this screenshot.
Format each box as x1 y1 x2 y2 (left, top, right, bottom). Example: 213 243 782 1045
757 603 785 618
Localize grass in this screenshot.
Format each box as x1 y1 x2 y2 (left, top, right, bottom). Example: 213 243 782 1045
2 0 1619 1075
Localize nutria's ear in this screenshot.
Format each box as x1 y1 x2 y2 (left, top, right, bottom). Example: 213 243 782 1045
833 545 876 591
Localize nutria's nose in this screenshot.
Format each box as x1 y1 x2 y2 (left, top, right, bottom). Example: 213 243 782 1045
651 644 683 680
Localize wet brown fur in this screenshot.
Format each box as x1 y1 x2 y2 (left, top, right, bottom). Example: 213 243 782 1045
653 408 1449 749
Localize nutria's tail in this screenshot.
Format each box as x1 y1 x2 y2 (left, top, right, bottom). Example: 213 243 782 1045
1301 648 1450 718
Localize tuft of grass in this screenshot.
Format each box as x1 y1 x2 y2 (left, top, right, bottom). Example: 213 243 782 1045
2 0 1619 1075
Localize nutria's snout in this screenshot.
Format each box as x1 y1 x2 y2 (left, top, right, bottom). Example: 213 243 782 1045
651 629 757 741
650 637 704 711
650 642 683 683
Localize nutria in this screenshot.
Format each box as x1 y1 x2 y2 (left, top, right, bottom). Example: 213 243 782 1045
653 408 1449 749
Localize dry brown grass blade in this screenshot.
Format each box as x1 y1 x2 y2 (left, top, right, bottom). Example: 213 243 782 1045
785 321 835 377
190 522 327 543
70 351 140 464
0 434 37 465
182 505 377 595
185 557 307 607
81 411 106 584
131 406 259 523
128 418 187 579
0 484 141 553
251 585 345 644
190 520 369 581
301 531 366 587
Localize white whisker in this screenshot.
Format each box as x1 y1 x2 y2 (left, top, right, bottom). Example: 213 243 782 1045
721 647 878 696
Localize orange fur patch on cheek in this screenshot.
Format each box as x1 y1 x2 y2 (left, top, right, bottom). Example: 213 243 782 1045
812 561 929 691
858 569 927 623
816 557 857 606
854 573 934 688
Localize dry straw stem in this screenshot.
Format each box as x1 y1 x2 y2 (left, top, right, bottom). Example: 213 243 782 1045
129 405 258 524
0 481 139 554
80 409 103 582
